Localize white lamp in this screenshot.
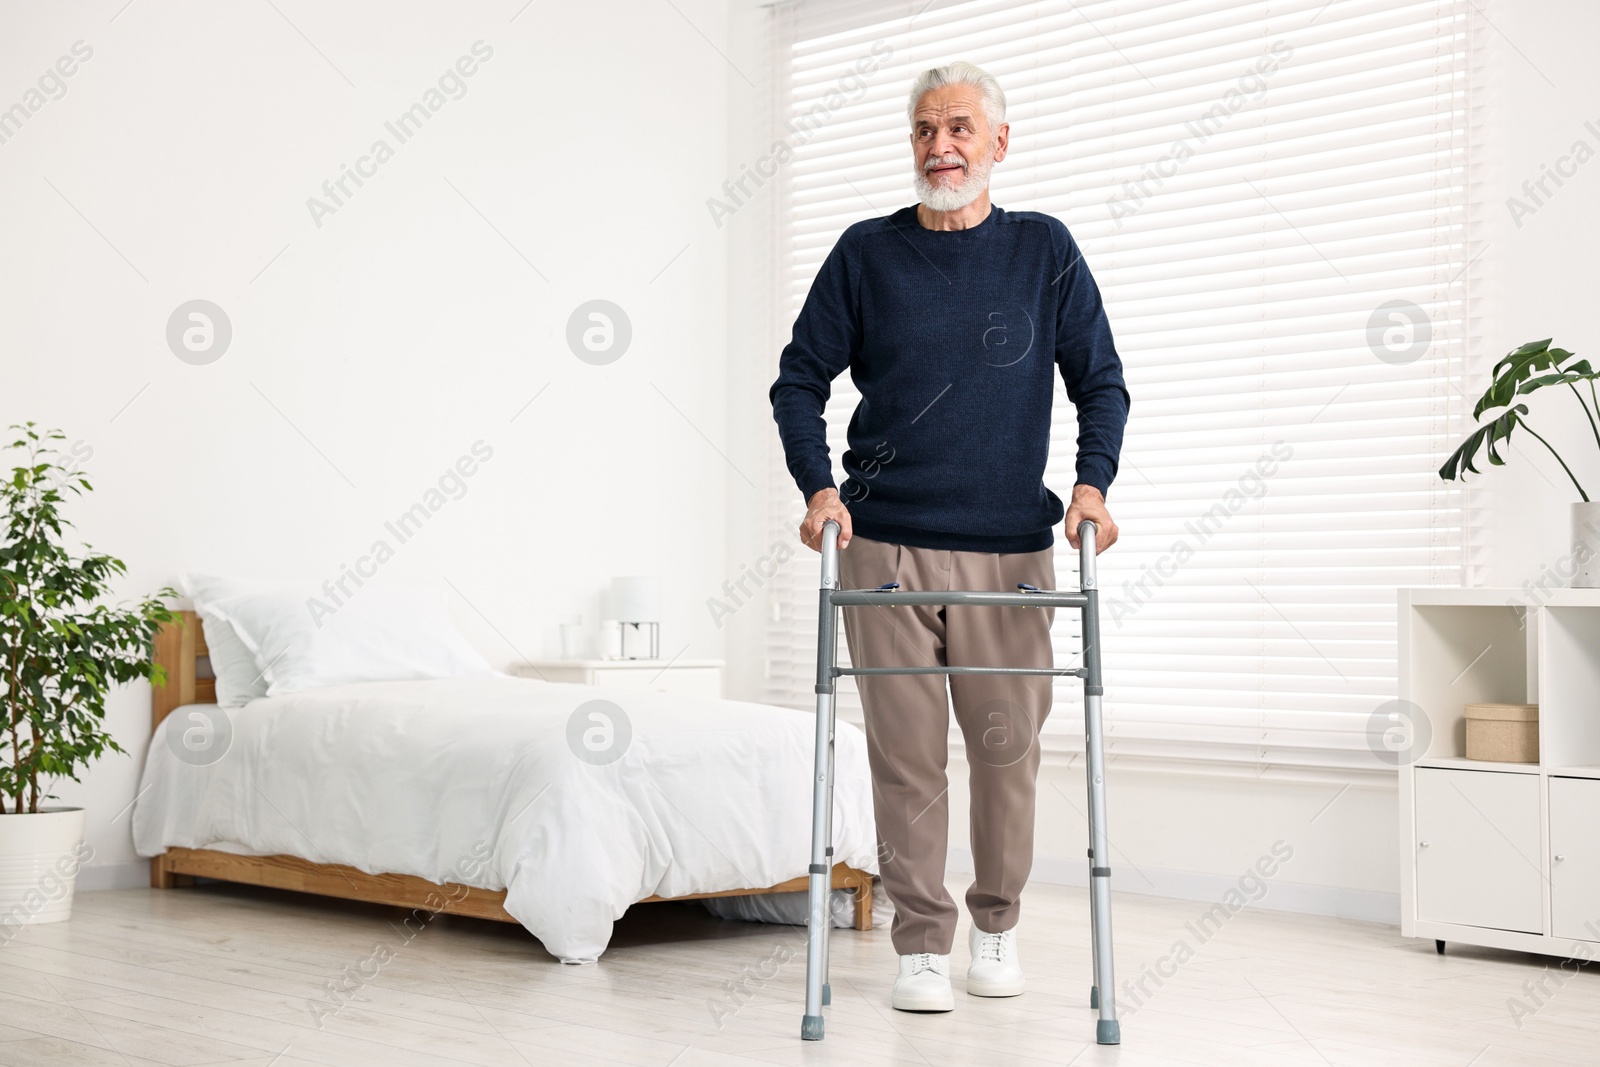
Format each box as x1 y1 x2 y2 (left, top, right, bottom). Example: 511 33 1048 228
604 576 662 660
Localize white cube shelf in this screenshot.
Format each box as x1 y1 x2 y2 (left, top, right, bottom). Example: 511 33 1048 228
1540 607 1600 769
1400 588 1600 959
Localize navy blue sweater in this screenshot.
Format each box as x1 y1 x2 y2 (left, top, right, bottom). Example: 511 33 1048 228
769 204 1130 553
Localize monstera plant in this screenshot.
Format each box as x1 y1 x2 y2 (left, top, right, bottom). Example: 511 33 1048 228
1441 338 1600 585
0 422 174 927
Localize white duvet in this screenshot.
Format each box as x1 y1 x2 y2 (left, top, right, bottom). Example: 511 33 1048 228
133 675 877 962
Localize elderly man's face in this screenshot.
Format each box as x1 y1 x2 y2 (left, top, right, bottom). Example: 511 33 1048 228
910 83 1007 195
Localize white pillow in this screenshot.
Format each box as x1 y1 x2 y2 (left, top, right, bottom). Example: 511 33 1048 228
205 584 498 696
178 573 271 708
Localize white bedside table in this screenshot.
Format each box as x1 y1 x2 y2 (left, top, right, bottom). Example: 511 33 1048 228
512 658 725 699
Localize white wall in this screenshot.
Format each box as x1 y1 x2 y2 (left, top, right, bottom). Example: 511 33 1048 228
0 0 735 887
1479 1 1600 589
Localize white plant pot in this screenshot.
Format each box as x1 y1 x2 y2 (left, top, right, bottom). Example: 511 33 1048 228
0 807 87 932
1575 502 1600 589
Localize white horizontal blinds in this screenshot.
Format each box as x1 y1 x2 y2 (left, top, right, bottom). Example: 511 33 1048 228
764 0 1476 770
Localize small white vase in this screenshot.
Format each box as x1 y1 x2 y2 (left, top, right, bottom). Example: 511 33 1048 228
0 807 87 933
1574 502 1600 588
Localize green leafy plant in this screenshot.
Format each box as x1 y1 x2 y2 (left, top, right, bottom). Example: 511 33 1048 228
1440 338 1600 501
0 423 175 815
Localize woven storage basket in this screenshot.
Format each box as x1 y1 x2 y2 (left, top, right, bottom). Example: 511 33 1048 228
1464 703 1538 763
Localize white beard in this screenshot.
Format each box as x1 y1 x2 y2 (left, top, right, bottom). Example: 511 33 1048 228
914 146 995 211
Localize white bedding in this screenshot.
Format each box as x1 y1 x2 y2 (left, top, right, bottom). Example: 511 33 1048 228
133 675 877 962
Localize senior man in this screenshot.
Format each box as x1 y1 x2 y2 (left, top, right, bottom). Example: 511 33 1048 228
769 61 1130 1013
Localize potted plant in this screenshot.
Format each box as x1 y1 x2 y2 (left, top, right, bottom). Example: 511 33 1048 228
1441 339 1600 587
0 423 173 928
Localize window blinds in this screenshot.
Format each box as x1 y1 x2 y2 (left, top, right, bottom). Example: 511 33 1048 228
762 0 1481 772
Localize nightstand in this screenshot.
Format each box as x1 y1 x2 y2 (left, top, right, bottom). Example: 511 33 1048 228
511 658 725 699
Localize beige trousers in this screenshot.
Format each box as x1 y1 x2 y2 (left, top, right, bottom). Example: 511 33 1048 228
838 534 1056 955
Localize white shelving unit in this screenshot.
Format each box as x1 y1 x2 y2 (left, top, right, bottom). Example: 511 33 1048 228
1399 588 1600 957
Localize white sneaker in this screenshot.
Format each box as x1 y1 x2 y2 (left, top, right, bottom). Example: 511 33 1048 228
892 952 954 1012
966 924 1024 997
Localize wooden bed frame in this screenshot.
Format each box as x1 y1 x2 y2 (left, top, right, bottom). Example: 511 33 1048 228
148 612 873 932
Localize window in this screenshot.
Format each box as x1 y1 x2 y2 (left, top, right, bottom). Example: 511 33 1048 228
763 0 1481 773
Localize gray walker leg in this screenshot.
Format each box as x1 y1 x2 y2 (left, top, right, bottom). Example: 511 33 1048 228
1087 757 1101 1010
1085 530 1102 1012
801 522 841 1041
822 701 837 1008
1079 523 1120 1045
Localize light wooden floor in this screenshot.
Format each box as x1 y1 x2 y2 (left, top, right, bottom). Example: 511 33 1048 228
2 879 1597 1066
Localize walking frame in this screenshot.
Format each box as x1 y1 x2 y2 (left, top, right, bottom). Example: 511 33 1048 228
800 518 1120 1046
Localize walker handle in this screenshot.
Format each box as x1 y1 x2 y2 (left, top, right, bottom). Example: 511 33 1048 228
819 519 841 590
1078 519 1098 590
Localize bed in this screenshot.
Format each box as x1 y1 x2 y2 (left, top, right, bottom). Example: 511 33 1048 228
137 612 877 962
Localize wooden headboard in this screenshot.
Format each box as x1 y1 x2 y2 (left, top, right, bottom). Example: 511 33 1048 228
152 611 213 730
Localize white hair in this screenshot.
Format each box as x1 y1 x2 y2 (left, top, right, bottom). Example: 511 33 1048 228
906 61 1007 131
